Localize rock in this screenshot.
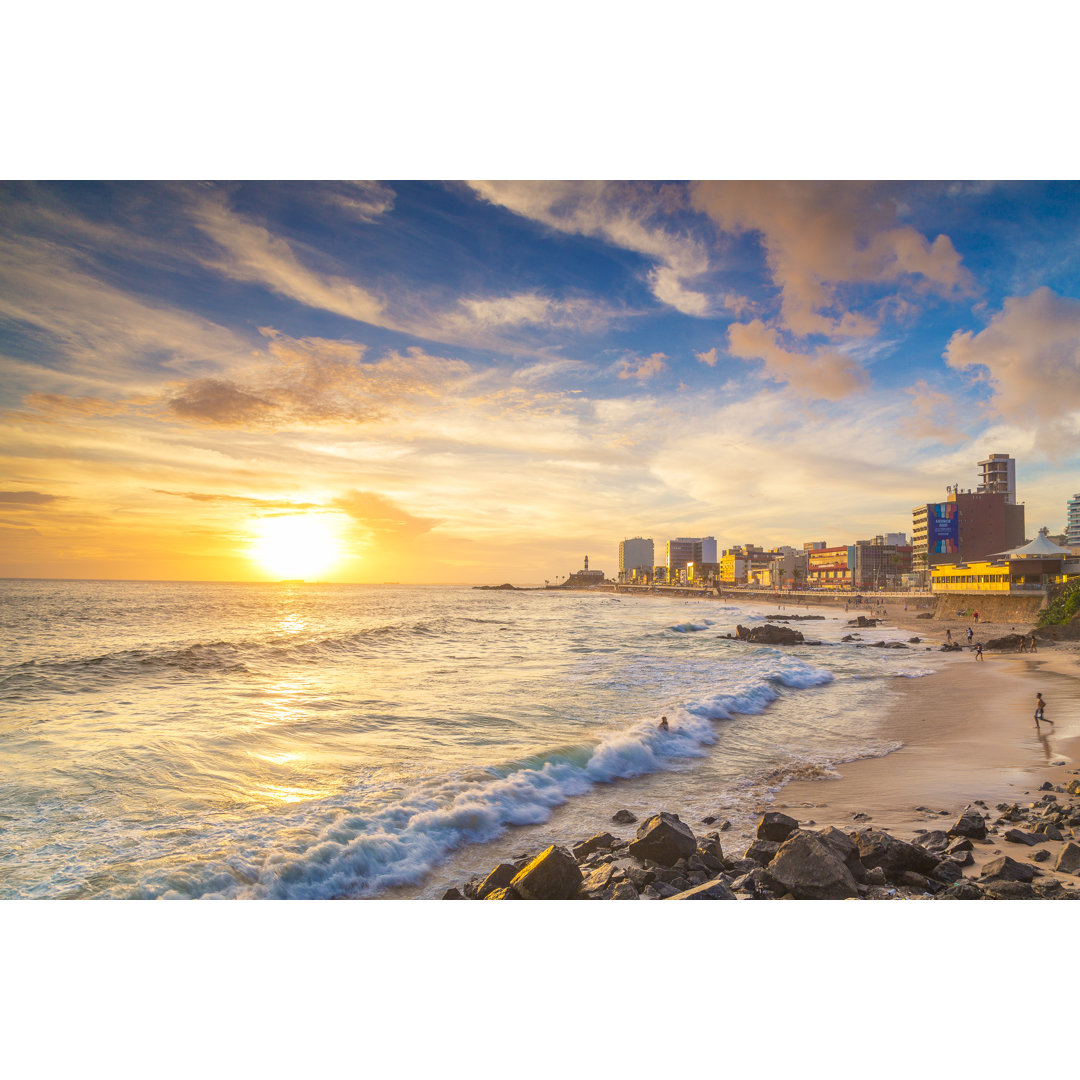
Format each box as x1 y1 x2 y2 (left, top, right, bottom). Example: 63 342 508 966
484 887 521 900
627 812 698 867
623 864 656 891
1004 829 1044 846
1067 780 1080 796
611 809 637 824
949 809 988 839
604 881 639 900
865 865 888 887
899 870 941 893
908 637 922 643
702 815 717 825
930 859 964 884
744 839 781 866
735 623 804 645
578 863 621 895
641 881 681 900
981 855 1036 883
984 880 1036 900
510 845 584 900
763 831 860 900
914 830 952 853
1039 781 1054 791
816 826 869 884
1036 823 1065 842
916 612 934 619
668 877 737 900
1032 849 1052 863
982 634 1027 650
1056 842 1080 874
756 811 800 842
850 828 940 880
937 882 984 900
572 832 616 861
945 836 974 855
848 615 880 627
477 862 520 899
441 887 465 900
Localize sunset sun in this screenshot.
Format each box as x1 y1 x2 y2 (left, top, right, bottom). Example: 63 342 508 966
248 515 345 580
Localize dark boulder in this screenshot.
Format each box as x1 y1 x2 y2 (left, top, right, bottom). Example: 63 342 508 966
1056 842 1080 875
937 881 984 900
930 859 965 884
984 880 1036 900
913 830 952 853
573 832 616 861
744 839 781 866
611 809 637 825
735 623 804 645
510 844 584 900
816 826 868 884
756 811 799 842
477 862 520 899
981 855 1036 883
763 831 860 900
850 828 940 880
949 809 988 839
641 881 681 900
1003 828 1044 846
668 877 737 900
628 812 697 867
604 881 639 900
848 615 880 627
441 887 465 900
983 634 1027 651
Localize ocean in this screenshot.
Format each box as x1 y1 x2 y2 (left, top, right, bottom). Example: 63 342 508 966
0 580 943 899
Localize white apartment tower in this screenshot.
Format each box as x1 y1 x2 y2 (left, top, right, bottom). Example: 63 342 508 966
977 453 1016 503
1067 494 1080 546
619 537 655 580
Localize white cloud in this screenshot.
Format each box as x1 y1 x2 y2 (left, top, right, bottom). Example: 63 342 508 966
945 286 1080 438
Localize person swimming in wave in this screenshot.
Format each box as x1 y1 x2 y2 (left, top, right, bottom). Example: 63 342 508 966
658 716 669 731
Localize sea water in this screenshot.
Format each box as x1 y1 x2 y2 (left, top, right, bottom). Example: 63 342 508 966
0 580 943 899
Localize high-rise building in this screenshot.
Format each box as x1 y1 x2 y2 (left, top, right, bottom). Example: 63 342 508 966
1067 494 1080 547
618 537 655 581
912 491 1025 578
665 537 716 583
977 453 1016 503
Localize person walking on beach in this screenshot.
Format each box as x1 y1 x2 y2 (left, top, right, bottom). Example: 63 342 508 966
975 643 984 661
946 629 952 643
1029 634 1038 653
1034 693 1050 723
966 627 973 643
1019 636 1028 653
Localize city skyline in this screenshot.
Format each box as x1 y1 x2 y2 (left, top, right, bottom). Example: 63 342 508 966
3 181 1080 583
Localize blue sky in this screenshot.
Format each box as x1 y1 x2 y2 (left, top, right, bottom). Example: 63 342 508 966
2 179 1080 581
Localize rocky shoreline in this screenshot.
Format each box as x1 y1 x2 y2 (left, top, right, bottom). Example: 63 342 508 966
441 775 1080 900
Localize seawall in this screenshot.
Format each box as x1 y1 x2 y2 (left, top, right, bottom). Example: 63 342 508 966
931 592 1045 625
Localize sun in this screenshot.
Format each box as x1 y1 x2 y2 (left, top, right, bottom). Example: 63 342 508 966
248 514 345 580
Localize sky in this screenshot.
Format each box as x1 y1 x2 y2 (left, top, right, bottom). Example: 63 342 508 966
3 179 1080 583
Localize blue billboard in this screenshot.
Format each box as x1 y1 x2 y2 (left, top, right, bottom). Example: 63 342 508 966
929 502 959 554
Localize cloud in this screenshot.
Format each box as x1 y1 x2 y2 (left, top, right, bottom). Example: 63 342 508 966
164 333 473 429
944 286 1080 435
154 490 321 510
326 181 396 221
467 181 714 316
190 193 387 326
332 490 439 538
899 379 964 442
695 347 719 367
0 490 62 506
727 319 867 399
616 353 669 380
691 181 975 338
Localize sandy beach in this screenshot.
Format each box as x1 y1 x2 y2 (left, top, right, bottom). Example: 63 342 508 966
763 599 1080 890
448 590 1080 899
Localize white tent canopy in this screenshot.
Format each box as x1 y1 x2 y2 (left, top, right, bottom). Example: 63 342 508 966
994 533 1073 558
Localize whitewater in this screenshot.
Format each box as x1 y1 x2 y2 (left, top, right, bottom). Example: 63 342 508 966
0 580 944 899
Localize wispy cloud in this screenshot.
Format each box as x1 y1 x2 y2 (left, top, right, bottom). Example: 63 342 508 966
467 181 716 317
189 192 388 326
616 352 669 380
